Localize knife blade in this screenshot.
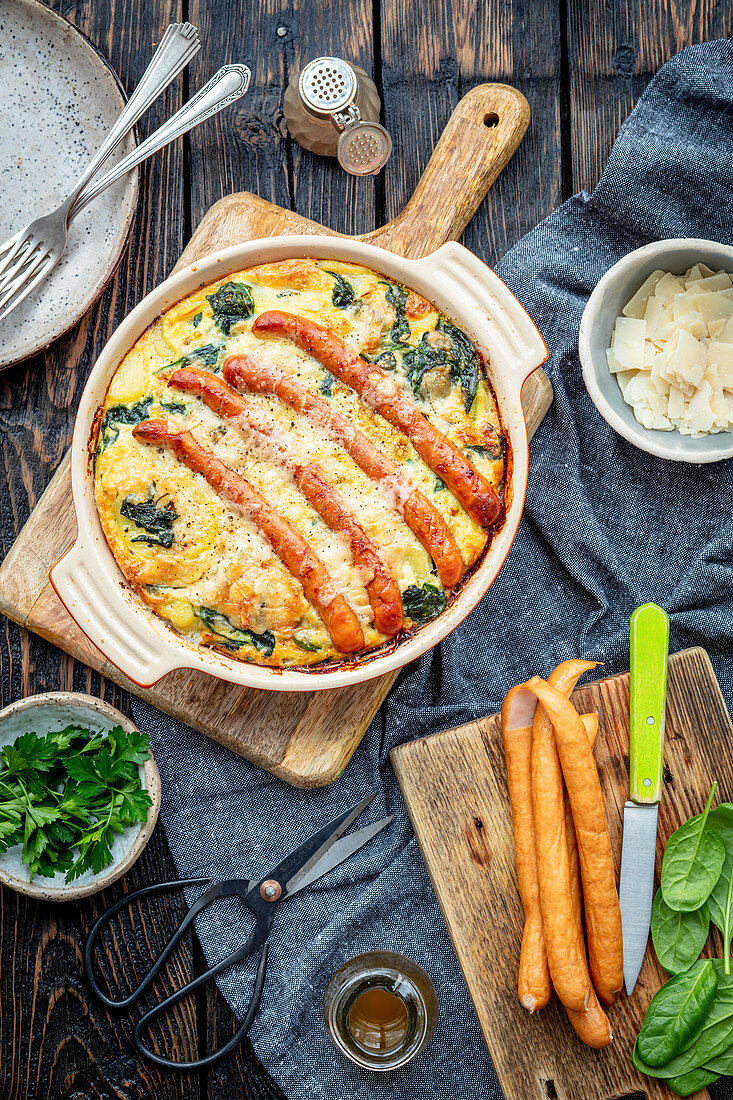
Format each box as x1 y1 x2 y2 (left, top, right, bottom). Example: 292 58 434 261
619 602 669 995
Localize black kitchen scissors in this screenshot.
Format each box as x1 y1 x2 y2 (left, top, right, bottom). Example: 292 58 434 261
84 792 391 1070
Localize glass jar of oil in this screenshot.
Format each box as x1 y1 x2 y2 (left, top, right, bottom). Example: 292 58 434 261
323 951 438 1071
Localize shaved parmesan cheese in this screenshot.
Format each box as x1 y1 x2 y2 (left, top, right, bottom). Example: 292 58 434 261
607 263 733 436
623 270 665 318
709 342 733 390
610 317 646 369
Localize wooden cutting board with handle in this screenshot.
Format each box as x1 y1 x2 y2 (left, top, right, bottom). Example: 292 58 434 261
391 646 729 1100
0 84 552 788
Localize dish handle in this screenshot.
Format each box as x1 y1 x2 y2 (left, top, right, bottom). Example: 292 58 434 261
50 540 177 688
418 241 548 386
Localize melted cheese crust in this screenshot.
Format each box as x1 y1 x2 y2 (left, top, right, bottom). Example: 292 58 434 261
94 259 506 668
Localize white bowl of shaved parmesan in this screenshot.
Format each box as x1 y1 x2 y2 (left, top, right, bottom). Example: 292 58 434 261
579 239 733 462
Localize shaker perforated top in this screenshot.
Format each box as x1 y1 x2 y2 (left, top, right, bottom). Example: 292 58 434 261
297 57 392 175
298 58 358 118
337 123 392 176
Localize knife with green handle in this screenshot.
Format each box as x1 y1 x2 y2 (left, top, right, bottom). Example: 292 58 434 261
619 602 670 995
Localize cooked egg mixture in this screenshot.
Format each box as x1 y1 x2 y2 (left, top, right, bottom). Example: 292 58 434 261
94 259 506 668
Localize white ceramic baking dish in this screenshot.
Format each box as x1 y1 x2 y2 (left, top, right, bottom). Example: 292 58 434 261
50 236 547 691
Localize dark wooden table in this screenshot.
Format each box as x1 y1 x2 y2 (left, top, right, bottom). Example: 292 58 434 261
1 2 731 1098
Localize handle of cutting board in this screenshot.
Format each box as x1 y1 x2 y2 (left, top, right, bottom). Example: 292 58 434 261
364 83 530 258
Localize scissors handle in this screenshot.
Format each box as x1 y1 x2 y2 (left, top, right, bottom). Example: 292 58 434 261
133 932 270 1070
84 877 211 1008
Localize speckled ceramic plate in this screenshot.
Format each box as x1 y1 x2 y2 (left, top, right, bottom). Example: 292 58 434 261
0 0 139 368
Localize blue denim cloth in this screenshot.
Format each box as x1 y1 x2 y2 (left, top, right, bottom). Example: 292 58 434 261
132 39 733 1100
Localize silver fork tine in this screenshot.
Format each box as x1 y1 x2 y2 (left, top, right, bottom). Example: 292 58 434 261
0 229 32 281
0 253 56 322
0 227 24 261
0 237 38 293
0 248 51 314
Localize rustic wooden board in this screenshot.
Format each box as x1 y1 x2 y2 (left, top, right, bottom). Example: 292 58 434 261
0 83 552 789
391 647 732 1100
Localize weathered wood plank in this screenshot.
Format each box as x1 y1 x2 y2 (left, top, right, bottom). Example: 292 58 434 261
0 2 198 1098
187 0 377 242
380 0 564 267
566 0 733 194
203 984 289 1099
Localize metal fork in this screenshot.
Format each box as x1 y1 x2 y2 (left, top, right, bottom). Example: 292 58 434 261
0 22 201 322
0 64 251 325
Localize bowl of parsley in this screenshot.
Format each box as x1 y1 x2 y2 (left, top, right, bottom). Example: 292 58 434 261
0 692 161 900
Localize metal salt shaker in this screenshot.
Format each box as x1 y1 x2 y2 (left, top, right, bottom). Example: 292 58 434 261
283 57 392 175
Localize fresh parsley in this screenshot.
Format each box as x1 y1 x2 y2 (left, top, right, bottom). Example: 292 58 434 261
0 724 152 882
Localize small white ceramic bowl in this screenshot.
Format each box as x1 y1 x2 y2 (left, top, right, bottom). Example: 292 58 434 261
579 238 733 463
0 693 161 901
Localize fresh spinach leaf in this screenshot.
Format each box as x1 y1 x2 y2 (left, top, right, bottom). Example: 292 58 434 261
192 311 202 328
320 372 334 397
434 477 446 491
327 271 355 310
159 342 224 376
98 396 153 451
206 281 255 336
704 1044 733 1073
651 888 710 974
362 349 397 371
706 805 733 959
120 494 178 549
721 864 733 977
667 1068 720 1096
196 607 275 657
293 635 321 653
634 964 733 1079
402 583 446 623
636 960 718 1066
661 783 726 912
396 318 481 412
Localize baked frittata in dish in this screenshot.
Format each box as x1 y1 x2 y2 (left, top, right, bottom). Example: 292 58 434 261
93 259 507 668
